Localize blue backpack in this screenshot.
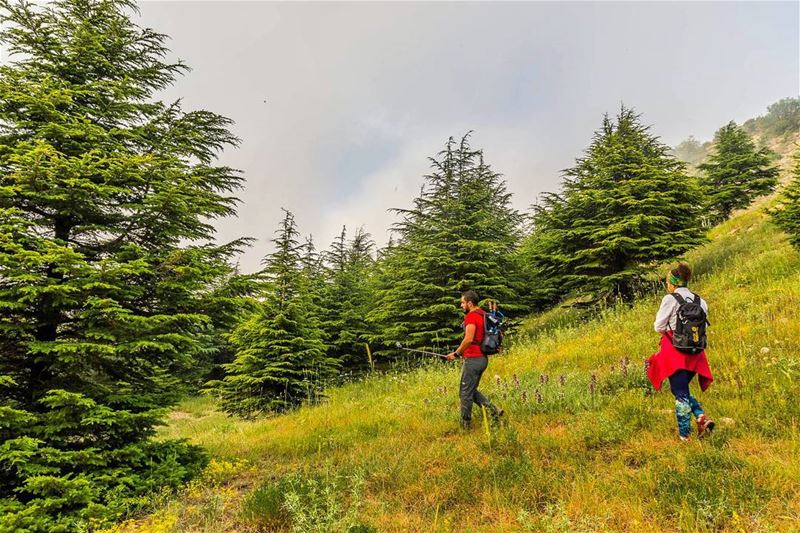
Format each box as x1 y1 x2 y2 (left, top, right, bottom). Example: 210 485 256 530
480 305 504 355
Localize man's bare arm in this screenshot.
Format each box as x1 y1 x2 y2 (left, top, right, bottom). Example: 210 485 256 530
447 324 476 360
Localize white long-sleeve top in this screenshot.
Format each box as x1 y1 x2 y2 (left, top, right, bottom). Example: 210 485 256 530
653 287 709 333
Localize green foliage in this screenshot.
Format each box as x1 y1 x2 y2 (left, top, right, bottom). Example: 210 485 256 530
770 148 800 248
241 468 371 533
151 196 800 532
192 254 260 385
239 475 293 529
0 0 249 528
699 121 779 224
368 134 525 355
213 211 339 417
743 96 800 139
520 105 706 304
319 227 376 372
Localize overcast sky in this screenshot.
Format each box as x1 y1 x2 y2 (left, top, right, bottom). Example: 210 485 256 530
136 1 799 273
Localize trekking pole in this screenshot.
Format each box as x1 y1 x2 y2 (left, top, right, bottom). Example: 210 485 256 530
394 342 450 360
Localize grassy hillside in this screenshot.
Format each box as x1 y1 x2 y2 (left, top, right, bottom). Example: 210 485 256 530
105 190 800 532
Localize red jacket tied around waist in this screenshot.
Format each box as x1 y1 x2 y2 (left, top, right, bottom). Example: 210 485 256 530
647 332 713 392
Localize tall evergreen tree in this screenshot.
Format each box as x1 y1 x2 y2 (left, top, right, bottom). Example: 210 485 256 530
520 106 706 303
194 250 260 384
214 211 338 417
699 121 779 224
368 135 524 355
299 234 326 315
518 192 574 308
771 148 800 248
0 0 244 528
320 226 376 371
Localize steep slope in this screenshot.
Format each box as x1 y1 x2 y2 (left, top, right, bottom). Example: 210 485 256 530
108 197 800 532
109 109 800 532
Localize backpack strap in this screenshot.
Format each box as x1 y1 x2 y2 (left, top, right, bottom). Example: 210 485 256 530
667 293 684 334
691 293 712 326
671 293 707 319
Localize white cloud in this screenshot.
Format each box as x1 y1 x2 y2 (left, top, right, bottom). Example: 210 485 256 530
131 1 798 272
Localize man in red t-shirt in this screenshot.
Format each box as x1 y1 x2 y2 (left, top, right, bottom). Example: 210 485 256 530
447 290 503 429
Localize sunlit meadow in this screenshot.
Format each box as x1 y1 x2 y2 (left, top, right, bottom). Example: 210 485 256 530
106 196 800 532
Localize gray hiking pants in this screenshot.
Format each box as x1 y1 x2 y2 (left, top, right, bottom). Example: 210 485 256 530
460 355 496 423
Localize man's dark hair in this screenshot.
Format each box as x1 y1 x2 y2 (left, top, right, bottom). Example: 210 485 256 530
462 290 479 305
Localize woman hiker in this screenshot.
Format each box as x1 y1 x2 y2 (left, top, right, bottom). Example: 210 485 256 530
647 263 715 441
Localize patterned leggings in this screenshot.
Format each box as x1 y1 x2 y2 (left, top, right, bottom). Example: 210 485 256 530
669 370 704 437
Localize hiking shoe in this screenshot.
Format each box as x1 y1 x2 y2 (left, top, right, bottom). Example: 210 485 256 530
491 408 506 426
697 415 715 438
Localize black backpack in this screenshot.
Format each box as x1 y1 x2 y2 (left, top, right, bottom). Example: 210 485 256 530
480 310 504 355
669 293 710 355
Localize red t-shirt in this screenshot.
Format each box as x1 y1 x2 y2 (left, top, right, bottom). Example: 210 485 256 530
462 309 485 358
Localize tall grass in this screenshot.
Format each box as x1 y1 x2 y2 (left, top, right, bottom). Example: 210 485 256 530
112 203 800 532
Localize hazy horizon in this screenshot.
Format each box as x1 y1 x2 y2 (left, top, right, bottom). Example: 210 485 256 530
129 2 797 271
